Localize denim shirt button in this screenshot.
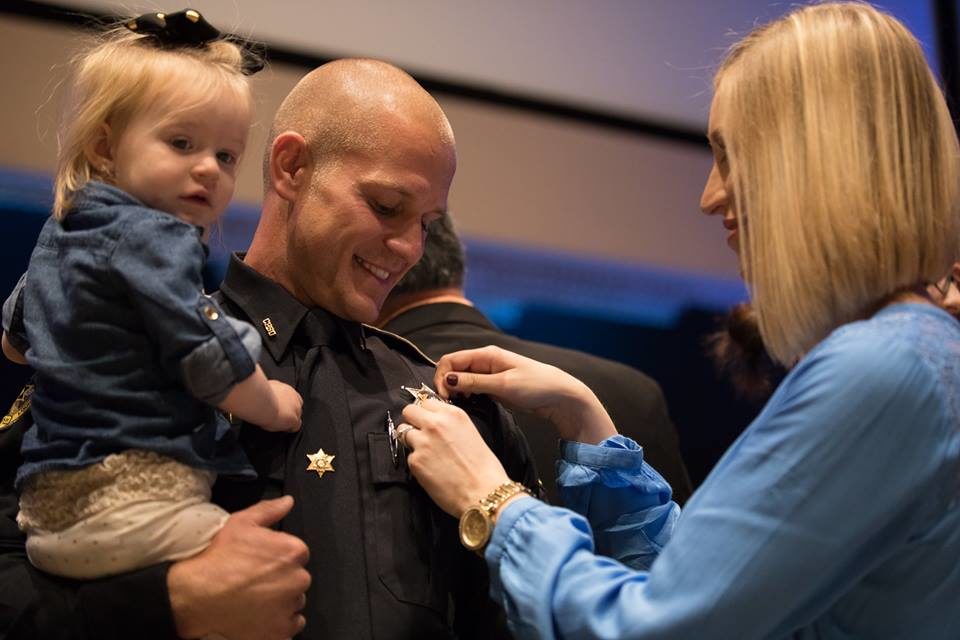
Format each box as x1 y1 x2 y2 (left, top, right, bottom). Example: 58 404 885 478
202 305 219 321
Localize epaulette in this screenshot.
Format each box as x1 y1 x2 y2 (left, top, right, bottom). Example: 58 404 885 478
362 324 437 367
0 381 32 433
0 380 33 472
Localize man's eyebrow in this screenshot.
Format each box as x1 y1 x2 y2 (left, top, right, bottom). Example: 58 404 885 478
360 179 412 197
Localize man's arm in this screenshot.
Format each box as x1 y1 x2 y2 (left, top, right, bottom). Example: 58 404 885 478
0 386 310 640
0 500 310 640
0 553 175 640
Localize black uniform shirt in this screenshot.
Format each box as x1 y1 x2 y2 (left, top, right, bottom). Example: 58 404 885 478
213 254 539 640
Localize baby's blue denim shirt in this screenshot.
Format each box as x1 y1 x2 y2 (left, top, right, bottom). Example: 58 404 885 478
4 182 257 487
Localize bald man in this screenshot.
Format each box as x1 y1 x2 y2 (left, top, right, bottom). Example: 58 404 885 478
0 60 536 640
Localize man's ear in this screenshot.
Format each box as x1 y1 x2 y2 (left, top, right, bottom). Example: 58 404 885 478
83 123 114 177
270 132 311 203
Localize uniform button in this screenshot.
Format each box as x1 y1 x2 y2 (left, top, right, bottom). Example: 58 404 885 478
202 305 220 321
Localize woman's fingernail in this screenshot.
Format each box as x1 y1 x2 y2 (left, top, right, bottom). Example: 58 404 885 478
446 373 459 387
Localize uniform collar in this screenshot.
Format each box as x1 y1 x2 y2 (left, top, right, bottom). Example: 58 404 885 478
219 253 367 361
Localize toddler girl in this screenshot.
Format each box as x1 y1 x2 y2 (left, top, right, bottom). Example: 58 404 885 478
1 9 302 579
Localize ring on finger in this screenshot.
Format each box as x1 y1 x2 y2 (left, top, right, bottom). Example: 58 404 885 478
395 423 416 447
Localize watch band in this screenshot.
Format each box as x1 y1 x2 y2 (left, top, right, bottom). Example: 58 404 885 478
478 481 530 520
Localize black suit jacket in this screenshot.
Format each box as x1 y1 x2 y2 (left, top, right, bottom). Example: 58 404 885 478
384 302 693 504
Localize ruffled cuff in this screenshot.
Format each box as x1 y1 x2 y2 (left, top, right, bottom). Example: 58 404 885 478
557 435 678 569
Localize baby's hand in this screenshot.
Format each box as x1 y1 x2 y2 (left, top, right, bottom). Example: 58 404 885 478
264 380 303 432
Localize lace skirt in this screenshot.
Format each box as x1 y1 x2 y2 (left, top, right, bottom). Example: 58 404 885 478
17 449 228 579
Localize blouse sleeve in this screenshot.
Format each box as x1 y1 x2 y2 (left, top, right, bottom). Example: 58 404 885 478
557 435 678 569
485 331 953 639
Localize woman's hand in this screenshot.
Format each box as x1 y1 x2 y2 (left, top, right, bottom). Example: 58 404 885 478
433 346 617 444
401 399 511 518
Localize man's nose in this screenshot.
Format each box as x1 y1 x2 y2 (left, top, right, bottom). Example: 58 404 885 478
385 220 425 263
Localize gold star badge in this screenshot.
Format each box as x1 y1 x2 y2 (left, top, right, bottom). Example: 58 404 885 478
306 448 335 478
401 383 445 406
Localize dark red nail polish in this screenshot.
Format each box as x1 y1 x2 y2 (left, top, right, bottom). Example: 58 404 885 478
446 373 459 387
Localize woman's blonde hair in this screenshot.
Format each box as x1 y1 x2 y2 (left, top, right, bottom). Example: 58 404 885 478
715 2 960 365
54 27 252 219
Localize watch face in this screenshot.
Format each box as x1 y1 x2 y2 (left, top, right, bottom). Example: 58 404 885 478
459 507 492 551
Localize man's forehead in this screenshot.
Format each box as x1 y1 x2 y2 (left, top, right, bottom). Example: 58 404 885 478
347 141 454 190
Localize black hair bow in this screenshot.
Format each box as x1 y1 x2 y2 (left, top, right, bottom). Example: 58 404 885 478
125 8 265 75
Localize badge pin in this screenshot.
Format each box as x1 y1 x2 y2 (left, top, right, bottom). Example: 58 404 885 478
306 448 335 478
401 383 445 406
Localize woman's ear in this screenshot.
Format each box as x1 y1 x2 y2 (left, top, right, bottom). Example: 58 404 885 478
269 132 311 203
83 122 114 178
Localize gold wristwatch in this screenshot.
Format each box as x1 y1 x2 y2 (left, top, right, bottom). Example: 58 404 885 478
459 481 530 554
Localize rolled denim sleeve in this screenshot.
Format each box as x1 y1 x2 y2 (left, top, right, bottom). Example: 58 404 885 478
2 271 29 354
108 212 258 403
180 306 262 404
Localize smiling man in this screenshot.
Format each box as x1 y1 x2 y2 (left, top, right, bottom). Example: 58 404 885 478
246 59 457 323
199 59 538 640
0 59 537 640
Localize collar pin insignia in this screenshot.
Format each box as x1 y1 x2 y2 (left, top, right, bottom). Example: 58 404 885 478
262 318 277 337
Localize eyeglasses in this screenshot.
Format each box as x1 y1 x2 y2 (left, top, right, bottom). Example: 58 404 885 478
932 273 957 298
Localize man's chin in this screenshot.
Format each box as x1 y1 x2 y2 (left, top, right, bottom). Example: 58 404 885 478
338 295 382 324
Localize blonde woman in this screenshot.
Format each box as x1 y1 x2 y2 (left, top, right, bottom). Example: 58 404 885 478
398 3 960 638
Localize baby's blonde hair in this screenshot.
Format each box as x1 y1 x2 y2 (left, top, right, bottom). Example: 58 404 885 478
715 2 960 365
54 27 252 219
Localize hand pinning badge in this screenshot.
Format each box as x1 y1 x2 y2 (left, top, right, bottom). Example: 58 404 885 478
387 383 448 466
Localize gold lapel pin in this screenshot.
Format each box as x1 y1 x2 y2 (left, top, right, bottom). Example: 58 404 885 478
262 318 277 337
